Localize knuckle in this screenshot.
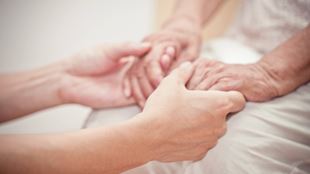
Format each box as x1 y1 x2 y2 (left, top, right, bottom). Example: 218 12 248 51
217 97 231 108
216 125 227 138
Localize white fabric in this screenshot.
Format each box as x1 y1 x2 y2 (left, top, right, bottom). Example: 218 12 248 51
83 38 310 174
226 0 310 54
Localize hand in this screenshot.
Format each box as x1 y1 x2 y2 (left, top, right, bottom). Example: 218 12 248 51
59 42 151 108
188 58 280 102
135 62 245 162
124 16 203 107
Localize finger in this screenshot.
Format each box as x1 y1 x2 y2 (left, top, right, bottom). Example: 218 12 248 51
160 54 172 71
225 91 246 113
122 76 131 97
164 61 194 87
109 42 151 61
121 57 138 98
130 76 147 108
160 41 181 59
160 46 176 71
187 59 209 89
137 70 155 100
195 73 224 90
209 80 240 91
168 49 197 72
194 90 244 116
165 46 176 58
168 40 201 72
146 61 165 87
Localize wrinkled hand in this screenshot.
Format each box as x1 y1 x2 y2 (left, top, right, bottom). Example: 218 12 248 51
59 42 151 108
136 62 245 162
188 58 280 102
124 17 202 107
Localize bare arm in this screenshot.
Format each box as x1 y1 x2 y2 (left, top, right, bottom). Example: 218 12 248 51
166 0 223 29
0 64 65 122
188 25 310 102
0 63 245 174
258 25 310 97
0 43 151 122
0 119 153 174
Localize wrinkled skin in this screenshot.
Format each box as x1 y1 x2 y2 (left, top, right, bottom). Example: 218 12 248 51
188 58 280 102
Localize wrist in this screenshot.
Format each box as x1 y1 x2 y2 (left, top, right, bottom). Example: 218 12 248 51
125 114 159 161
162 15 203 35
42 62 69 106
254 61 283 97
131 112 170 161
55 58 81 105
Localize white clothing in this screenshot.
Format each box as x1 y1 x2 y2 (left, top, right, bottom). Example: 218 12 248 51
84 38 310 174
84 0 310 173
227 0 310 53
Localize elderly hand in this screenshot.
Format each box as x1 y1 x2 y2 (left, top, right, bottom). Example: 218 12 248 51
59 42 151 108
187 58 280 102
135 62 245 162
123 16 202 107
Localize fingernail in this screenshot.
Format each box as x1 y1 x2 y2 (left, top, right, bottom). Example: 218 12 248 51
166 47 175 56
161 54 171 69
162 54 171 62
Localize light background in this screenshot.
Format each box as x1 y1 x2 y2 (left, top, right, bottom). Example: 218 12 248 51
0 0 239 134
0 0 155 133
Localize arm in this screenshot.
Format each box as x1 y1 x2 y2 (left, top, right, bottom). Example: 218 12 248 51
257 24 310 97
0 62 245 174
0 120 153 174
0 42 151 122
165 0 223 30
0 65 65 122
188 25 310 101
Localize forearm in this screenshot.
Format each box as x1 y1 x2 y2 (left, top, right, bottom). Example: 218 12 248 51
0 63 66 122
257 25 310 96
164 0 223 30
0 117 154 174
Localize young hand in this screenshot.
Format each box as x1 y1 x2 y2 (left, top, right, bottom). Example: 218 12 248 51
59 42 151 108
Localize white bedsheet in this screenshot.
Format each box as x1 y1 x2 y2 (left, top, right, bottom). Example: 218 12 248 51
84 38 310 174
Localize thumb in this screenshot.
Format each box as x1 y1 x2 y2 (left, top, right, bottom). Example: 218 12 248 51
224 91 246 113
108 42 151 61
163 61 194 87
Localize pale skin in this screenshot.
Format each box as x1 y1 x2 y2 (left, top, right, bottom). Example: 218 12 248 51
0 42 151 121
0 43 245 174
126 0 310 105
123 0 223 107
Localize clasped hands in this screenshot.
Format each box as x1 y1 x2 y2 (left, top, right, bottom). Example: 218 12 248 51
56 21 280 162
57 42 246 162
122 24 279 107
